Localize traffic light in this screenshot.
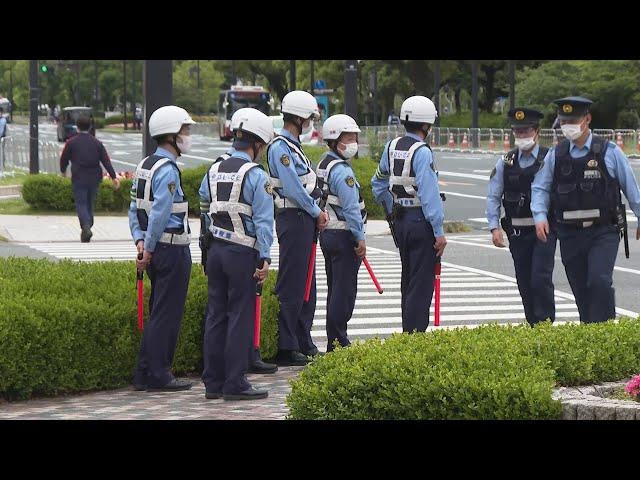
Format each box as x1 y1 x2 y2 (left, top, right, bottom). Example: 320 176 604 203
40 64 48 73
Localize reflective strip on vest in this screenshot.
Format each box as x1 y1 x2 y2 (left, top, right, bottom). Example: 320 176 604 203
388 138 425 203
267 135 317 209
562 209 601 220
510 217 535 226
316 156 366 231
134 156 190 241
207 160 259 250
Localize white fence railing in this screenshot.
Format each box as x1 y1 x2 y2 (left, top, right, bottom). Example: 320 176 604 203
0 135 63 176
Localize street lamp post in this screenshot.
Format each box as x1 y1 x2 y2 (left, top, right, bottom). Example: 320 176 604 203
9 64 13 123
471 60 479 148
289 60 296 91
123 60 128 131
344 60 358 120
29 60 39 174
143 60 173 157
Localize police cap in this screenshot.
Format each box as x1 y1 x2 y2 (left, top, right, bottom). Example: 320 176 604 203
507 107 544 129
553 96 593 120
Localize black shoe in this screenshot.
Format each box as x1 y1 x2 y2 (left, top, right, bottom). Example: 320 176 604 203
80 226 92 243
274 350 309 366
303 347 325 358
146 378 192 392
249 360 278 374
223 386 268 401
132 383 147 391
205 391 223 399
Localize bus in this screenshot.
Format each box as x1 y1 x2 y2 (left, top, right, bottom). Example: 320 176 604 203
218 85 273 141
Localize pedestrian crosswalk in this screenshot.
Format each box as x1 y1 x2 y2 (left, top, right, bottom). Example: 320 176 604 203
23 240 593 343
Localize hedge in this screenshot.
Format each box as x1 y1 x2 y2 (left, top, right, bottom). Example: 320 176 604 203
22 175 132 212
0 258 279 401
286 320 640 420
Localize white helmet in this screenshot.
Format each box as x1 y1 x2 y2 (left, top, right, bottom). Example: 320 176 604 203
148 105 196 138
281 90 320 120
230 108 274 144
400 96 438 124
322 114 361 141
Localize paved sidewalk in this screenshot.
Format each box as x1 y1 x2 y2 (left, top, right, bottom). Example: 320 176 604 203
0 367 305 420
0 214 391 243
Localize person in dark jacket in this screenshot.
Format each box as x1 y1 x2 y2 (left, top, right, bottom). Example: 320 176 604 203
60 114 120 242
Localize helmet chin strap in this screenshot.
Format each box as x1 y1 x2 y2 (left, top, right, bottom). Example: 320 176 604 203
169 134 182 156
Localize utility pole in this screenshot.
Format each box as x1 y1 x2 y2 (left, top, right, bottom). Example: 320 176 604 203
471 60 479 148
9 64 13 122
94 61 99 107
289 60 296 91
197 60 201 114
29 60 39 174
433 61 441 127
310 60 315 93
344 60 358 120
131 60 136 115
143 61 172 157
123 60 128 131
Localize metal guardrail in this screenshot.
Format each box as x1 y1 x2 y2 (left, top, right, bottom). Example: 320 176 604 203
0 135 63 175
358 125 640 158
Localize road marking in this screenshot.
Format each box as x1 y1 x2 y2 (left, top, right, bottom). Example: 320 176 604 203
439 170 489 181
440 191 487 200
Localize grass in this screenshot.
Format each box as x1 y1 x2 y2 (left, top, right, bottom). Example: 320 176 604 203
0 171 29 186
0 197 129 216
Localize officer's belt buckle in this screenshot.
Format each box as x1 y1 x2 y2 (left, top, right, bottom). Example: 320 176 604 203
512 228 522 237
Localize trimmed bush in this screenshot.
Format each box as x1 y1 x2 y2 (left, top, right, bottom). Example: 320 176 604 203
180 164 210 216
286 319 640 420
0 258 279 401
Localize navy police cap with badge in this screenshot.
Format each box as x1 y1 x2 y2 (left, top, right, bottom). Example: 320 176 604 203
553 96 593 120
507 107 544 129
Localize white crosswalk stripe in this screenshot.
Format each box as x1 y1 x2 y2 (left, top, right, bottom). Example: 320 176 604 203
23 239 592 343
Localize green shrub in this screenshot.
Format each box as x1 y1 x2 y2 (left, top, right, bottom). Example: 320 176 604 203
93 117 106 129
104 114 134 126
0 258 279 401
439 111 509 128
180 164 210 216
286 319 640 420
22 174 132 212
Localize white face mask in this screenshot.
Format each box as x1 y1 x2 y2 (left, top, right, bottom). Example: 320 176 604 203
301 120 314 135
514 136 536 151
561 122 584 141
339 142 359 159
176 134 192 154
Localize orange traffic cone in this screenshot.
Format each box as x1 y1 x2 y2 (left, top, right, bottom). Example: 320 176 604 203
461 133 469 149
448 133 455 148
503 133 510 150
617 132 624 149
489 133 495 150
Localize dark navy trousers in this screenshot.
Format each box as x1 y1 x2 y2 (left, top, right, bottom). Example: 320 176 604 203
395 208 437 332
133 243 191 387
557 223 620 323
72 180 99 228
202 240 257 394
320 229 361 352
507 226 557 325
275 209 317 353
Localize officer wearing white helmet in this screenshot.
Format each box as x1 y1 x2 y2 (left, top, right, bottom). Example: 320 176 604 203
317 114 367 351
371 96 447 332
267 90 329 366
128 105 195 392
198 108 275 400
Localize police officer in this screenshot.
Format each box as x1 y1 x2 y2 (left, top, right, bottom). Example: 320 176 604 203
198 108 275 400
128 105 194 392
317 114 367 352
200 119 277 376
267 90 329 365
486 107 556 326
60 114 120 242
371 96 447 332
531 96 640 324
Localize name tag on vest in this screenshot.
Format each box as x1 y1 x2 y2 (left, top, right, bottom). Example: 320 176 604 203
583 170 601 179
391 151 410 159
211 227 233 240
211 172 242 182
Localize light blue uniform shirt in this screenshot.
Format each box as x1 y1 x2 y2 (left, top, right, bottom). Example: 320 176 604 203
323 150 366 242
371 132 445 237
198 150 274 260
0 116 7 137
267 129 321 218
128 147 188 252
486 144 541 231
531 132 640 223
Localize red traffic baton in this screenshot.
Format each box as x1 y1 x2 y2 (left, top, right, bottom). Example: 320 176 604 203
434 257 441 327
362 257 383 294
136 252 144 332
254 282 263 349
303 230 319 303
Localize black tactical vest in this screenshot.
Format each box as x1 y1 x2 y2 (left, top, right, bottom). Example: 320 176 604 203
502 146 549 225
387 135 432 203
552 136 620 225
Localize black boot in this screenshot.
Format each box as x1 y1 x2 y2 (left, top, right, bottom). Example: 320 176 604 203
274 349 309 366
80 225 92 243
